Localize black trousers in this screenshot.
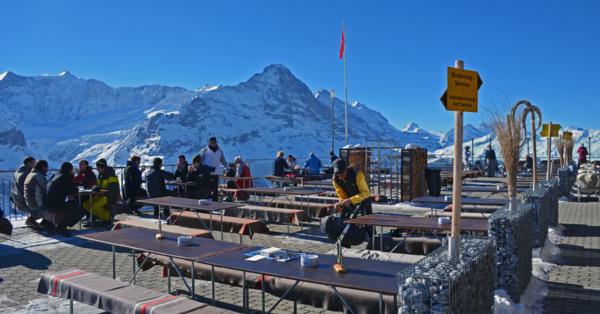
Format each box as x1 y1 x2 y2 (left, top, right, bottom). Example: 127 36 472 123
210 175 219 201
46 201 86 229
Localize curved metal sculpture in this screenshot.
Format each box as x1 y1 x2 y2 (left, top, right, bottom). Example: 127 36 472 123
511 100 542 189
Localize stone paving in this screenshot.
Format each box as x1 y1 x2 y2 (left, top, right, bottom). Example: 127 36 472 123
0 218 362 314
541 200 600 314
2 195 600 313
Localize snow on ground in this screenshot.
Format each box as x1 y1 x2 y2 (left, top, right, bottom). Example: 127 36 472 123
494 229 560 313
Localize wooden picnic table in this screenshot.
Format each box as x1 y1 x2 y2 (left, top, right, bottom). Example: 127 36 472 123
199 246 408 314
79 228 246 299
410 196 508 207
448 185 528 194
165 181 198 197
137 196 244 240
345 213 489 253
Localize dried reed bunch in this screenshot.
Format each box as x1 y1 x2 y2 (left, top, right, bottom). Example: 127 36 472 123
491 112 523 209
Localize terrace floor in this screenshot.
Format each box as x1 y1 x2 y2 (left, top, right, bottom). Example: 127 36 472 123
0 195 599 313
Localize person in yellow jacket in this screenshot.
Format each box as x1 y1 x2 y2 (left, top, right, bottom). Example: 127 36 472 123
83 160 121 223
331 158 372 217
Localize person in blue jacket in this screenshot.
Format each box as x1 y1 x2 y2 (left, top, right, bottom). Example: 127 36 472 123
304 153 322 175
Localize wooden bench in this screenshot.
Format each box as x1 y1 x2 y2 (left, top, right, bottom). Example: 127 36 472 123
37 268 234 314
169 211 269 243
425 211 491 220
113 214 213 238
228 205 305 232
260 198 334 218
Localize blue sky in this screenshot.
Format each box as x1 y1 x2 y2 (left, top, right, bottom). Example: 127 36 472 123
1 0 599 132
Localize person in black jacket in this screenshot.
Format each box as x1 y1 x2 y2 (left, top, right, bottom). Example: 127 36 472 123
146 157 177 217
123 156 146 214
174 155 189 179
44 162 86 237
185 154 214 199
273 151 289 177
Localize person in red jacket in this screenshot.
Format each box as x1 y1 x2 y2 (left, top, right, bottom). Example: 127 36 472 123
577 144 589 167
74 160 97 188
233 156 252 201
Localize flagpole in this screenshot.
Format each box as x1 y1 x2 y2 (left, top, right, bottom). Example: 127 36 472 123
343 23 349 146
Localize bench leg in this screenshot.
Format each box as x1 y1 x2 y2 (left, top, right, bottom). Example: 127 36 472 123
70 295 74 314
211 266 215 305
261 274 265 314
167 267 171 293
112 246 116 279
242 271 247 313
132 249 136 284
191 260 195 299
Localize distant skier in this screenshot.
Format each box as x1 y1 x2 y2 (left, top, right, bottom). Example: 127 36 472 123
464 146 471 166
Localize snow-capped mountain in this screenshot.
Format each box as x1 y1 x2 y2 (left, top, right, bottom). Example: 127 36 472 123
0 64 447 168
436 125 600 163
440 123 492 146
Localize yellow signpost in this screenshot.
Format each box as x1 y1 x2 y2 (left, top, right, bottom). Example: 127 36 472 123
440 67 483 112
563 131 573 140
541 124 561 137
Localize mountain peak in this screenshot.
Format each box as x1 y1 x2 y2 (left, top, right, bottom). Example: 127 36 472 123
262 63 292 75
402 122 421 132
197 84 221 93
0 71 17 81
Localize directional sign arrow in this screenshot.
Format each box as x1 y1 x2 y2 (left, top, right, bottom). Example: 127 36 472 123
440 72 483 111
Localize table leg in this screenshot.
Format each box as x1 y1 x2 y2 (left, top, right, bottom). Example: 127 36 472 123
167 267 171 293
78 193 82 230
379 293 383 314
89 193 93 228
70 295 73 314
191 260 195 299
131 249 136 284
268 280 299 313
261 274 265 314
168 257 192 295
331 286 356 314
293 300 297 314
380 226 384 251
242 271 247 313
112 246 116 279
211 265 215 305
220 210 224 241
372 226 376 249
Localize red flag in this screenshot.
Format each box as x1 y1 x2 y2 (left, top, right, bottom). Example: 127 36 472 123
339 30 345 59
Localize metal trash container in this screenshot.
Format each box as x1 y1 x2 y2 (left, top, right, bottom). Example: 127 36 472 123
425 168 442 196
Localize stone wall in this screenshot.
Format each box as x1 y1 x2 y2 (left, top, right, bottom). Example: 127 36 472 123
397 237 496 313
542 179 560 226
488 204 533 302
522 186 550 247
558 167 576 196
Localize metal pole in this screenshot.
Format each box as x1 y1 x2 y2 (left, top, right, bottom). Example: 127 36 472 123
547 122 552 180
471 138 474 166
589 136 592 162
531 114 538 190
331 90 336 153
449 59 464 258
343 24 349 146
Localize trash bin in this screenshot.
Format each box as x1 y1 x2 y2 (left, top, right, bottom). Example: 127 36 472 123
425 168 442 196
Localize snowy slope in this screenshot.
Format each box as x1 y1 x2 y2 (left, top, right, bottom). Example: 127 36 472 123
436 125 600 162
0 65 445 168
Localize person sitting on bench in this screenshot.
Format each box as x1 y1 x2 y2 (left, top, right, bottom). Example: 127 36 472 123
11 156 39 229
331 158 372 217
146 157 176 217
44 162 86 237
185 154 215 199
83 160 120 224
24 159 55 233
